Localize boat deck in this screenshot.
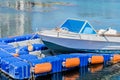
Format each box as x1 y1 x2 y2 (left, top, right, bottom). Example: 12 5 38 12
40 30 120 42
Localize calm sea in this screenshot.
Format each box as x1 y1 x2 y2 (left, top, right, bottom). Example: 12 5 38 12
0 0 120 80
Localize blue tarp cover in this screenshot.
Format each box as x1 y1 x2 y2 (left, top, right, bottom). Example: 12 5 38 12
61 19 96 34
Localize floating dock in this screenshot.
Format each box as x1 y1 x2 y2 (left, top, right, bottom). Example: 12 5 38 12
0 34 120 79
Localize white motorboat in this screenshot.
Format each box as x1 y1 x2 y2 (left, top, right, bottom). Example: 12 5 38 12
39 19 120 53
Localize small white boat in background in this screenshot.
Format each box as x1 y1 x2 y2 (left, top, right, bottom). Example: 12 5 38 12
39 19 120 53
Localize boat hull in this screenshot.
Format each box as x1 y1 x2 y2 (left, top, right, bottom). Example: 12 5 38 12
40 35 120 53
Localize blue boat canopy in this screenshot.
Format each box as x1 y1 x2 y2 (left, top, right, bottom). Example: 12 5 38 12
61 19 97 34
